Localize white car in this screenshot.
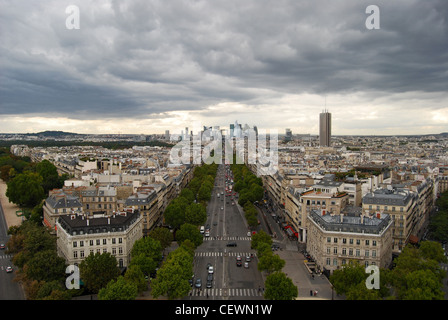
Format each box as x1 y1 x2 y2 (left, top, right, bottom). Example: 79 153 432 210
208 266 214 274
6 266 13 273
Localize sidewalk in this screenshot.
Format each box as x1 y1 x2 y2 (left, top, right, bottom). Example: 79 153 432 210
0 179 23 229
277 248 342 300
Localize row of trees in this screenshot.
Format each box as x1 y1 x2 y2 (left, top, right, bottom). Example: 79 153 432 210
2 149 68 221
329 240 447 300
164 164 218 234
251 230 298 300
230 163 264 229
139 163 218 299
428 190 448 243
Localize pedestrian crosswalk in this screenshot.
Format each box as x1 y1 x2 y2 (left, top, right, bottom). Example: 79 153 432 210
0 254 12 260
203 236 251 241
189 287 264 298
194 251 256 257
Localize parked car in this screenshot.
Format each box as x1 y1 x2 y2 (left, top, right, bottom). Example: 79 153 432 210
208 266 214 274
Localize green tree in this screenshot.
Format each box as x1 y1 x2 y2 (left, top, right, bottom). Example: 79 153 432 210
185 203 207 226
164 198 188 229
35 280 71 300
98 276 138 300
36 160 60 194
264 272 298 300
402 269 445 300
257 251 285 274
175 223 203 248
79 252 121 294
124 265 148 293
22 250 67 282
148 227 173 249
6 171 45 208
330 261 367 295
179 188 195 204
130 237 162 276
251 230 272 250
150 246 194 299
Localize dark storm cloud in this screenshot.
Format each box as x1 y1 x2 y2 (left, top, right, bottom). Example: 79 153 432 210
0 0 447 120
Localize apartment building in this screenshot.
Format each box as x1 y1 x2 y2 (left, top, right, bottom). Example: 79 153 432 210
56 210 143 268
125 188 159 235
306 209 393 275
43 189 83 232
362 187 418 253
300 189 349 242
80 186 117 216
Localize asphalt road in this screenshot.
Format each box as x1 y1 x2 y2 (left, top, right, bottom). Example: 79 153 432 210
0 199 24 300
189 164 265 300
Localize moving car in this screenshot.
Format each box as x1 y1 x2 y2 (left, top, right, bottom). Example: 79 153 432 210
236 255 242 267
195 278 202 288
6 266 13 273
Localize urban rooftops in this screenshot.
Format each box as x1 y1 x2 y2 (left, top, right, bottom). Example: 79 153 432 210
308 209 392 235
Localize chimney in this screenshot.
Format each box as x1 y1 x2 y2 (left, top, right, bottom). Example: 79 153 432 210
86 219 89 226
108 217 110 225
361 214 364 224
340 214 344 223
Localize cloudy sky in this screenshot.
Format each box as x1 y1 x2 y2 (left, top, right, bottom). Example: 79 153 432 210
1 0 447 135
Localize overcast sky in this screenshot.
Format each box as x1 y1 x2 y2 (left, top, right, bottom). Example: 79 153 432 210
1 0 447 135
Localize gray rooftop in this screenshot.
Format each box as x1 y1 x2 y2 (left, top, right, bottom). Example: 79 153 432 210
308 209 392 235
362 188 414 206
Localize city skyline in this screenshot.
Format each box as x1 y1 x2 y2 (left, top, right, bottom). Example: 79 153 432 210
1 0 447 136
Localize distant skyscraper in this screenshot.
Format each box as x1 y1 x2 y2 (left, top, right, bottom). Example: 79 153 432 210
285 128 292 141
319 110 331 147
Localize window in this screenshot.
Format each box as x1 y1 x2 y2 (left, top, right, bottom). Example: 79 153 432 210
349 239 353 245
90 240 94 246
342 238 347 244
73 251 78 258
96 239 100 246
356 239 360 245
326 247 331 254
372 250 377 257
365 240 370 246
349 248 353 256
119 238 123 244
327 237 331 243
333 258 338 266
103 239 107 245
356 249 360 256
73 241 77 248
118 247 123 254
334 247 338 254
112 238 116 244
80 241 84 247
342 248 347 255
80 251 85 258
365 250 369 257
334 238 338 243
372 240 377 246
112 248 117 255
326 258 331 265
